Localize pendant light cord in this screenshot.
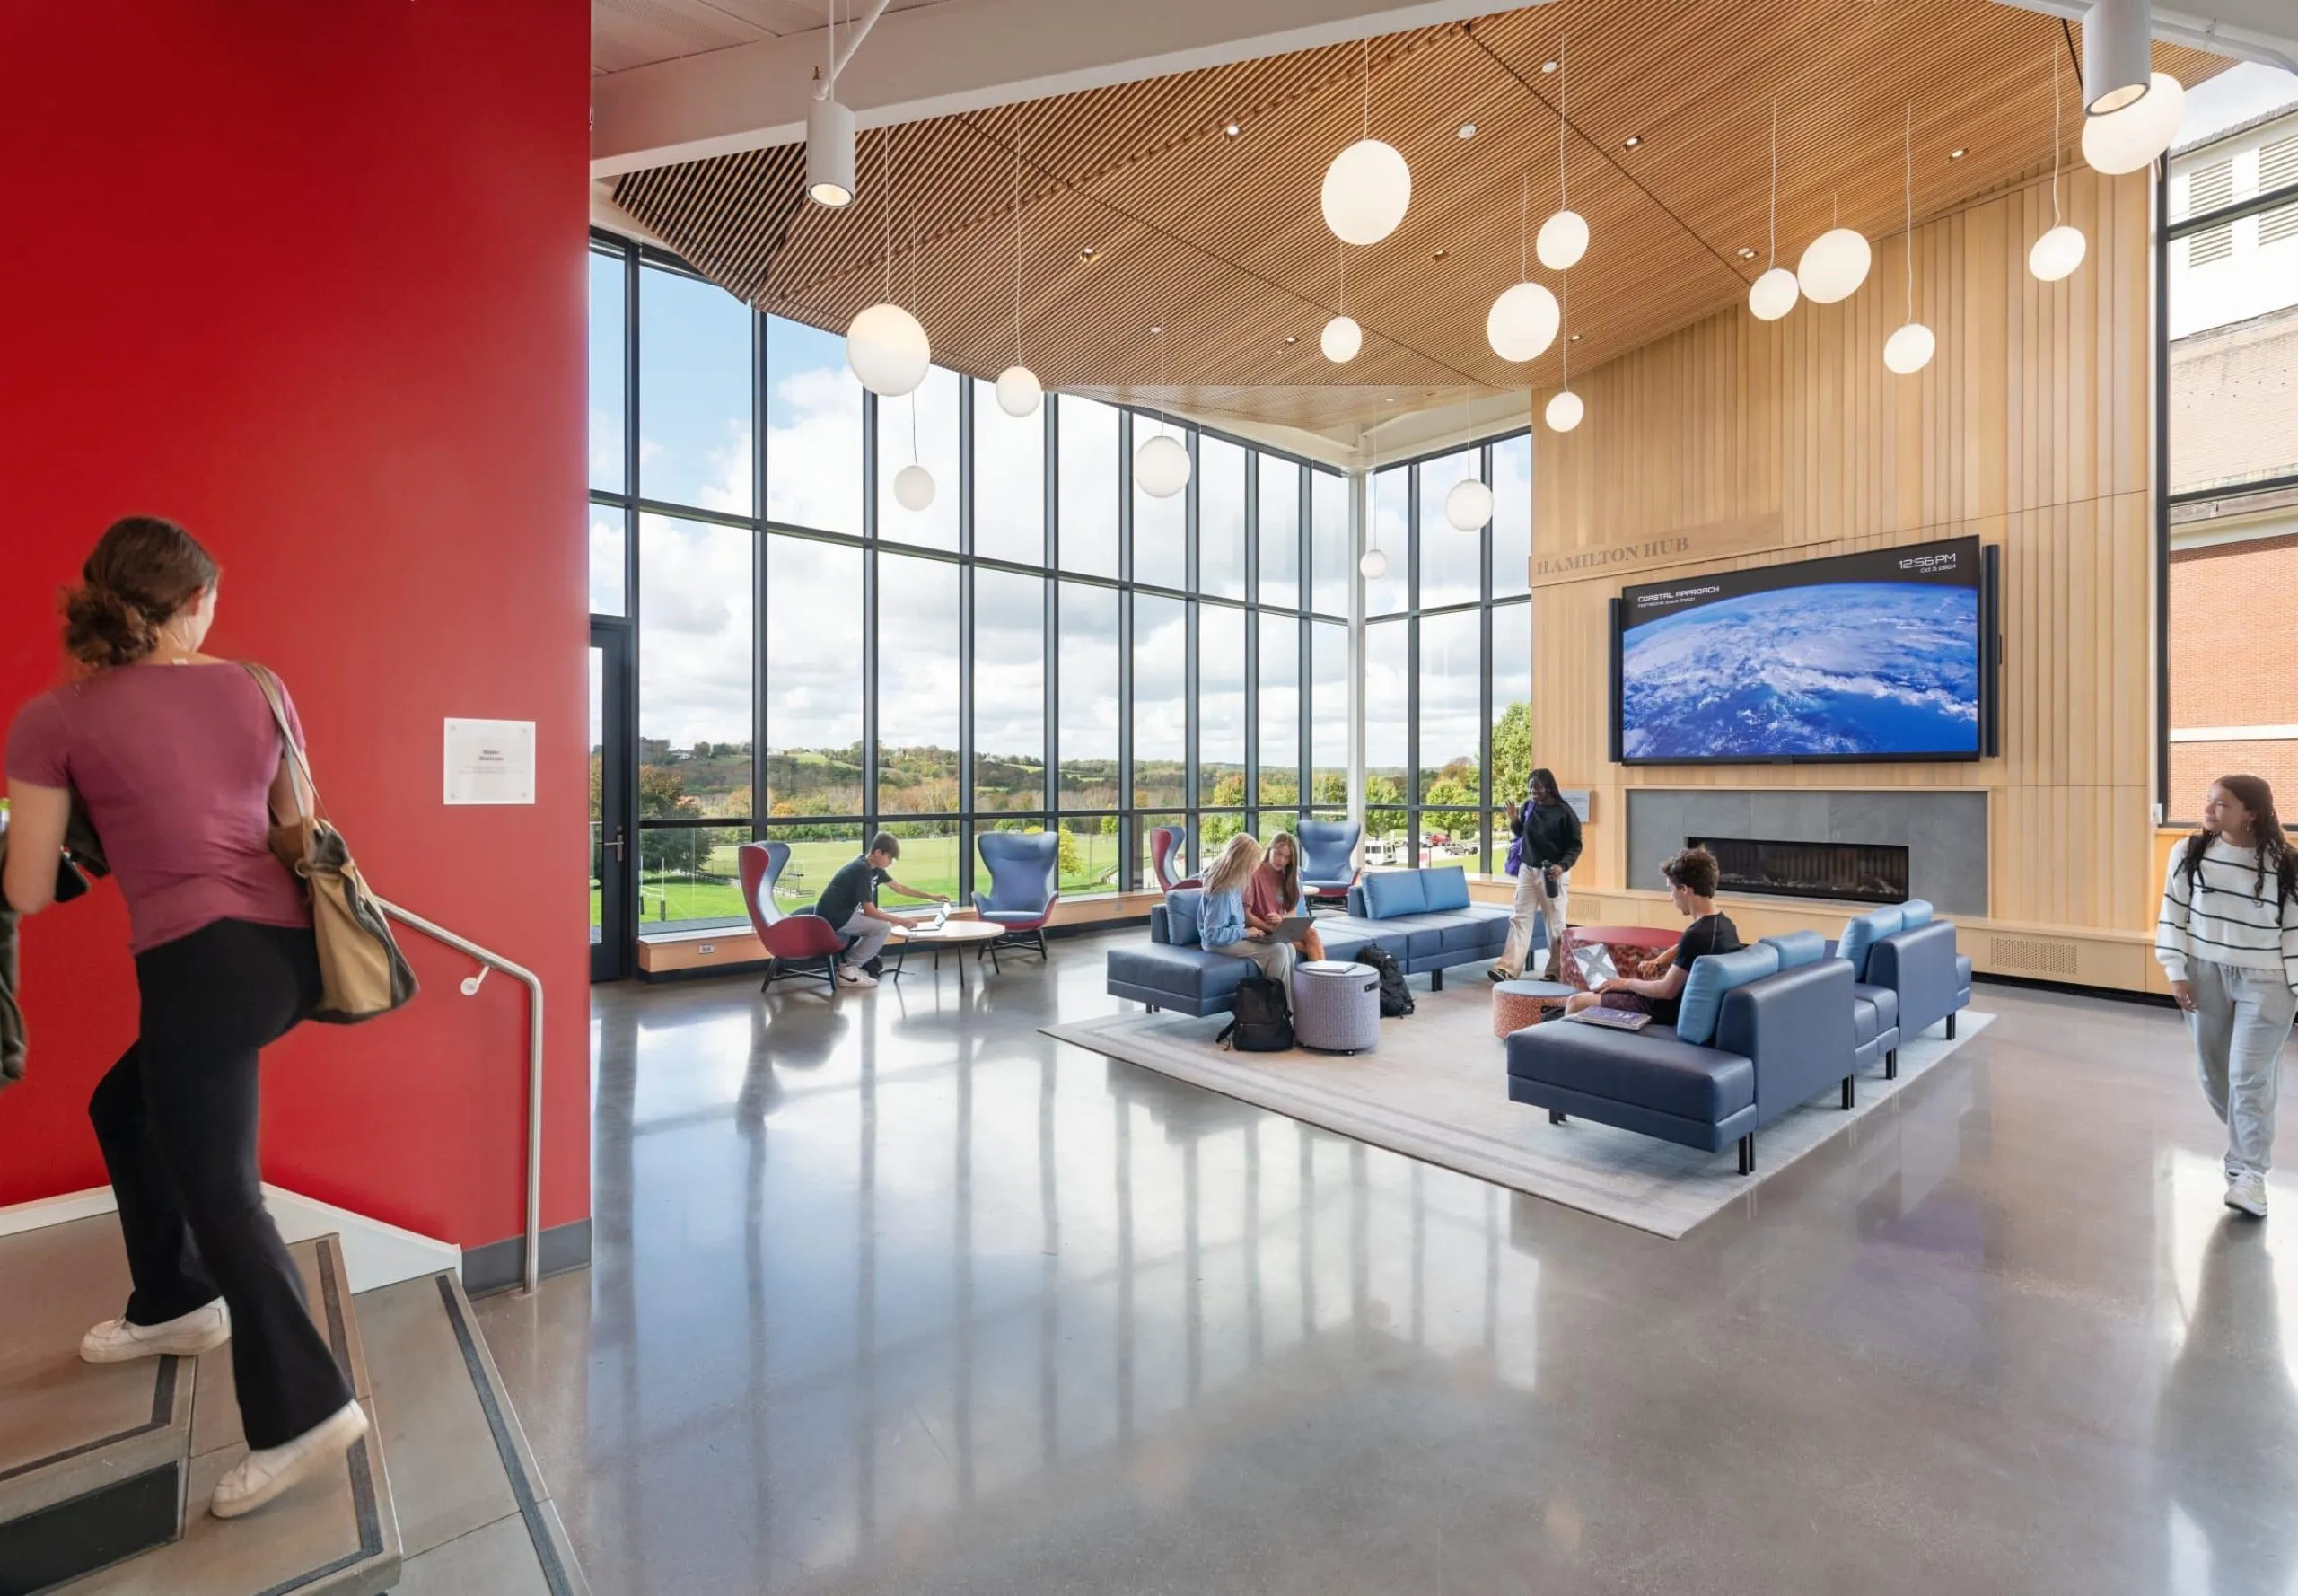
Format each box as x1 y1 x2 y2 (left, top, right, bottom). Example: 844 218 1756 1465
1338 241 1346 317
1520 170 1529 278
1557 32 1567 210
881 132 891 299
1361 38 1370 139
2049 39 2064 224
1767 100 1778 267
1902 104 1915 320
1013 119 1025 362
1560 273 1570 389
1156 325 1169 436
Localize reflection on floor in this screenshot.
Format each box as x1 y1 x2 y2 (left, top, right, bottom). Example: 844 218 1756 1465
474 931 2298 1596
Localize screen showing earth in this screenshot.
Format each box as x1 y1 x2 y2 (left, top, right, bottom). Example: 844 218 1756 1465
1617 539 1984 763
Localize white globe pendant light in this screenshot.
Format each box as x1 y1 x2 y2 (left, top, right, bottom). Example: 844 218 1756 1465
1798 216 1871 304
1535 39 1589 271
1750 268 1801 320
1321 314 1363 363
2030 225 2088 282
2030 48 2088 285
1537 210 1588 271
846 301 930 398
996 365 1042 417
1748 103 1799 322
1321 41 1409 246
1359 546 1390 580
1882 106 1934 376
1488 282 1560 362
1323 140 1411 246
1546 390 1584 433
1136 432 1189 498
1360 431 1390 579
1445 477 1494 531
1883 323 1936 375
893 463 936 511
2083 72 2185 175
992 133 1042 417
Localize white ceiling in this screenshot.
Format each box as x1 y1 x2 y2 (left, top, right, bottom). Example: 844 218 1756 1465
592 0 960 77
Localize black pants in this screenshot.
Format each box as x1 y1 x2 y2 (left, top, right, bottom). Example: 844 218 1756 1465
88 918 352 1449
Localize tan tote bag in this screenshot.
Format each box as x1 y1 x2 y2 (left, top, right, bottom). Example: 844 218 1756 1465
243 665 418 1024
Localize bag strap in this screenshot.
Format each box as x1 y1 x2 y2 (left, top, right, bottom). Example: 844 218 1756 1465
241 663 324 825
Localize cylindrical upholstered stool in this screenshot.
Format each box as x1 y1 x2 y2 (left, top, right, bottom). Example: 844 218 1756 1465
1292 960 1381 1054
1492 978 1574 1039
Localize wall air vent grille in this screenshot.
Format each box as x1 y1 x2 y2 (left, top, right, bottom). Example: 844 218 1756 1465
1990 935 2079 977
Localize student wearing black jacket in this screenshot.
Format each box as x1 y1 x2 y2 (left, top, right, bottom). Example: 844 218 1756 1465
1490 767 1581 983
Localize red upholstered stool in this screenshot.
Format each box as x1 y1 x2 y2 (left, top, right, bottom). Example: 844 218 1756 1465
1491 979 1574 1038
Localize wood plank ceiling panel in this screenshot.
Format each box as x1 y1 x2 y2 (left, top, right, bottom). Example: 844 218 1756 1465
609 0 2231 443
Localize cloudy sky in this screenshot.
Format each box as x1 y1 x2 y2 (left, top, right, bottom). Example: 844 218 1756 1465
592 257 1530 795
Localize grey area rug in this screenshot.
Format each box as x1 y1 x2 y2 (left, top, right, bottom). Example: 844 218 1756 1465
1045 987 1993 1239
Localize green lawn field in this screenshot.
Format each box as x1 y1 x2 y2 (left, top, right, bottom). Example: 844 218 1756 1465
592 828 1127 928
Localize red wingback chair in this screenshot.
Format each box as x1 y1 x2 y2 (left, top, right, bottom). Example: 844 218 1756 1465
740 841 848 993
1149 826 1200 891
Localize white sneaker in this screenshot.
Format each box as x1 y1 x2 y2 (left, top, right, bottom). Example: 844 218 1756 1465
81 1299 230 1363
211 1399 369 1519
836 964 878 989
2226 1172 2269 1218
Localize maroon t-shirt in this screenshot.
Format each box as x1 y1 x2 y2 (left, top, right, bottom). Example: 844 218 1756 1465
6 664 311 953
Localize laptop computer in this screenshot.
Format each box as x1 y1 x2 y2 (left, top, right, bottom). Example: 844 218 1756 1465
1565 1006 1652 1032
1267 916 1317 943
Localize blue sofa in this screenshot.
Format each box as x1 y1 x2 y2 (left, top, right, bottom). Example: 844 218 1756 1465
1504 934 1857 1173
1765 929 1902 1083
1105 865 1522 1018
1837 900 1971 1046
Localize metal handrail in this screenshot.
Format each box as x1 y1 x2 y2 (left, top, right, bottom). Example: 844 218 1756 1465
375 899 546 1294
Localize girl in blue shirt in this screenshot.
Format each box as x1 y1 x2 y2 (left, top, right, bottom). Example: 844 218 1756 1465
1200 834 1295 1002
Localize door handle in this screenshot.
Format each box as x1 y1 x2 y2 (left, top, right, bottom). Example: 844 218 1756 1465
610 830 627 862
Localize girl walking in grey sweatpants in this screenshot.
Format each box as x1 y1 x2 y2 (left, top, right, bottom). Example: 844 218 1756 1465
2156 775 2298 1219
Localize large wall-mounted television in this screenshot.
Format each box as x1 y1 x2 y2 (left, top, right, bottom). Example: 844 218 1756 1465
1609 535 1998 766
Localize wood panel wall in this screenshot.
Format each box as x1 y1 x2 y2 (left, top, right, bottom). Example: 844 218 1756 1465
1530 163 2158 962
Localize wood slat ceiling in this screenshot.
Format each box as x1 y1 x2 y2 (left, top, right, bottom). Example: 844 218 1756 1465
610 0 2228 442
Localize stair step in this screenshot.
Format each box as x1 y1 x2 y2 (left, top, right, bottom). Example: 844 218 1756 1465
0 1222 404 1596
0 1218 195 1596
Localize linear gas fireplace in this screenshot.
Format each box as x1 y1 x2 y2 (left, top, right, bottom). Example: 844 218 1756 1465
1687 837 1909 906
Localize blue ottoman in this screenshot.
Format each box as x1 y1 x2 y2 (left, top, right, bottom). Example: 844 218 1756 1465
1293 960 1381 1054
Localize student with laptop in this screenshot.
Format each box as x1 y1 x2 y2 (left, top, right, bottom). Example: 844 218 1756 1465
1559 847 1740 1030
815 831 950 990
1246 830 1325 963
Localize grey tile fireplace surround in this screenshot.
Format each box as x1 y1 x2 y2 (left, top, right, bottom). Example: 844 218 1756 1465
1625 790 1988 918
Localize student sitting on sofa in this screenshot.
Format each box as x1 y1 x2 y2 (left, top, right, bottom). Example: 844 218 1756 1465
1560 846 1741 1030
1200 834 1295 1004
1247 831 1325 963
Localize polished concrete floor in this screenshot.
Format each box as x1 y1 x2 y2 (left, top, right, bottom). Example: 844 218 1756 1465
474 931 2298 1596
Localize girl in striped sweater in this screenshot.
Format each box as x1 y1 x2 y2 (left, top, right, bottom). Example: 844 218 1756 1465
2156 775 2298 1219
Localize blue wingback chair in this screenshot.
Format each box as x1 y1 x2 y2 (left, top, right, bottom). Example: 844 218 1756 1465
974 831 1061 965
1297 819 1362 911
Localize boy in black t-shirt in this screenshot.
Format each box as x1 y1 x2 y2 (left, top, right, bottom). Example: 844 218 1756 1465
1561 847 1741 1030
816 832 950 989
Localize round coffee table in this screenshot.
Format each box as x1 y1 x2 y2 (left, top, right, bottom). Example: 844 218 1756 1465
886 918 1005 987
1293 960 1381 1054
1492 978 1574 1038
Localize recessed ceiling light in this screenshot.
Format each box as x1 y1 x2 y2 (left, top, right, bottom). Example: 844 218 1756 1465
1224 122 1241 137
1622 134 1642 149
1433 248 1449 259
1458 122 1478 139
1570 332 1582 341
1950 147 1968 160
1385 396 1396 403
1737 246 1759 259
1541 59 1557 73
1149 324 1163 335
1079 245 1098 259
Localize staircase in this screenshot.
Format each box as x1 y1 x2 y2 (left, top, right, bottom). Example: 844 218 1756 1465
0 1215 585 1595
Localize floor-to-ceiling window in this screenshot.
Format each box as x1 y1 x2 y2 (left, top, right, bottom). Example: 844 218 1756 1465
588 234 1348 936
1357 433 1536 873
2161 66 2298 821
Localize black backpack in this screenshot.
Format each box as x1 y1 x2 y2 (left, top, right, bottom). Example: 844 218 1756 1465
1355 945 1415 1017
1217 975 1296 1052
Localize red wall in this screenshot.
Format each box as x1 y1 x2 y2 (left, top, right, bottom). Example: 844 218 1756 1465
0 2 592 1251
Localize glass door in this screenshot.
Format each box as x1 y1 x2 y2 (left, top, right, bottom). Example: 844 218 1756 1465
591 623 634 981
